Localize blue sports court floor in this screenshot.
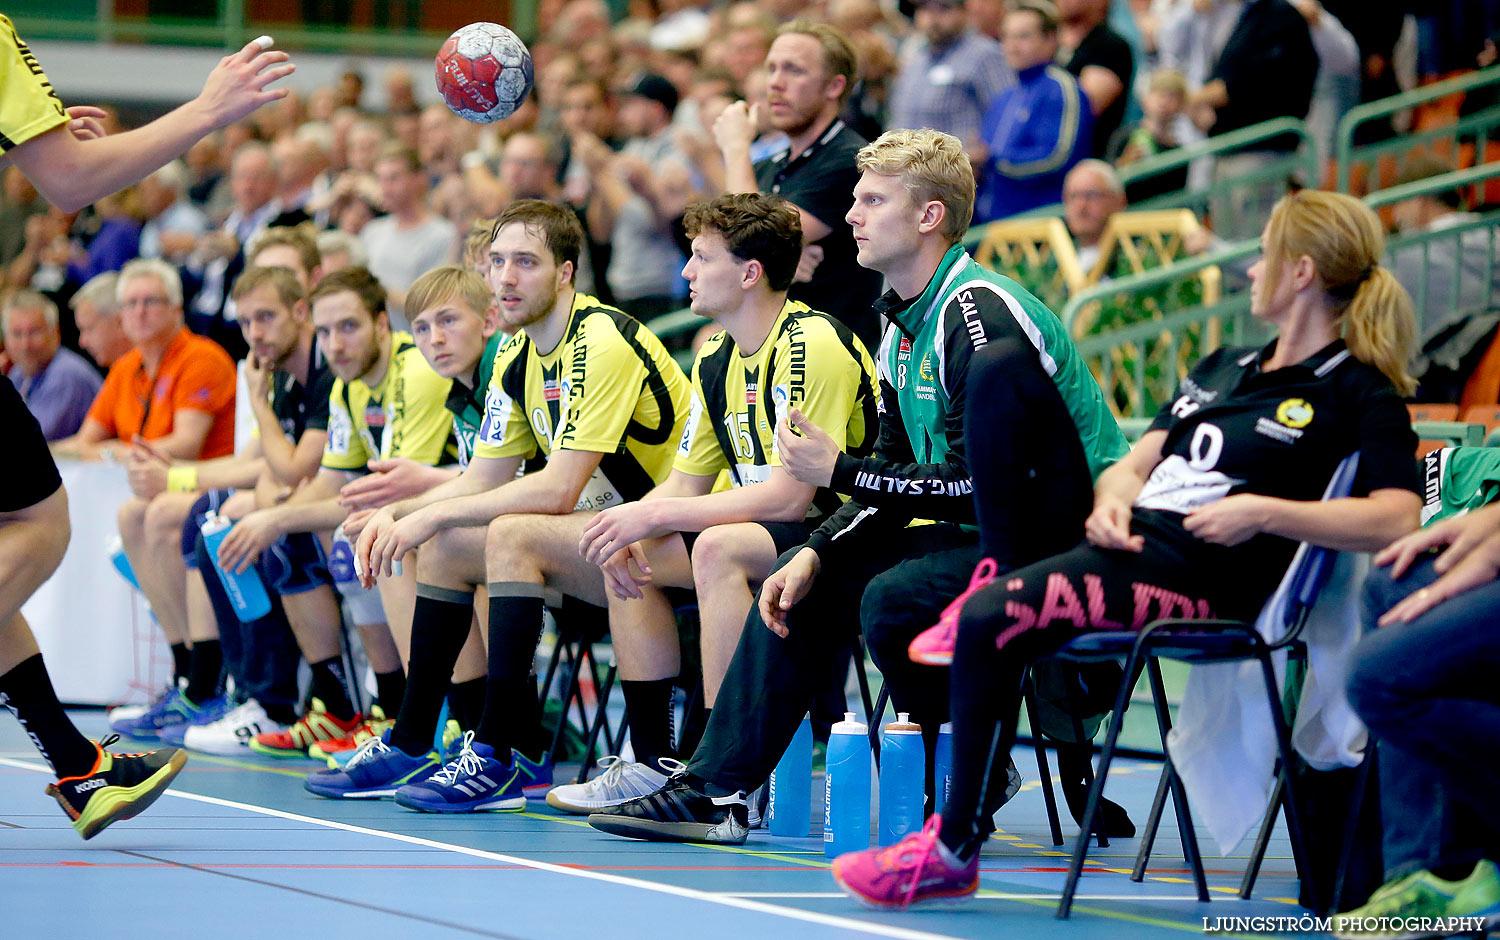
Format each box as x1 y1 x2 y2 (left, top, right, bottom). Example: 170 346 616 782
0 711 1305 939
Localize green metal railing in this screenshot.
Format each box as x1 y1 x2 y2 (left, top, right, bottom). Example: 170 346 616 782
1336 66 1500 194
1365 162 1500 210
1121 118 1316 223
1384 210 1500 339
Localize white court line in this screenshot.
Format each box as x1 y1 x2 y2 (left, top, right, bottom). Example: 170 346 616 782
0 756 952 940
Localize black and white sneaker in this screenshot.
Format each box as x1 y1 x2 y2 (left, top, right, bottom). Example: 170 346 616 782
588 774 749 844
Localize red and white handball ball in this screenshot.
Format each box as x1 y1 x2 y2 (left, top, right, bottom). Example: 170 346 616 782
435 22 534 124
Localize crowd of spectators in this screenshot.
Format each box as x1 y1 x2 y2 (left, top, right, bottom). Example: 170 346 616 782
3 0 1496 427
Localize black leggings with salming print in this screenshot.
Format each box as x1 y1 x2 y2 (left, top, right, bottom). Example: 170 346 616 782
936 529 1268 854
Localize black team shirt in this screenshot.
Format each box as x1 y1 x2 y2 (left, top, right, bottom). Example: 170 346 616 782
755 119 885 352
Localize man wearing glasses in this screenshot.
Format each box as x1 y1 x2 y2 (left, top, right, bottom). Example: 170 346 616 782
51 258 237 463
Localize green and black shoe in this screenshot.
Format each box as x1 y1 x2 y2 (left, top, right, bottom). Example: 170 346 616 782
46 733 188 840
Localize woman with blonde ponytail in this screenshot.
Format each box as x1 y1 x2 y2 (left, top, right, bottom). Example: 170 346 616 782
832 188 1428 910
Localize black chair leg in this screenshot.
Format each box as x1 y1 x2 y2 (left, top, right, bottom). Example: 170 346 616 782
1331 746 1375 913
1132 763 1171 882
539 621 565 707
1023 677 1065 847
1257 647 1320 915
1068 710 1109 849
546 641 587 767
1146 655 1210 902
854 638 885 768
1059 645 1141 919
576 662 618 783
1240 770 1284 899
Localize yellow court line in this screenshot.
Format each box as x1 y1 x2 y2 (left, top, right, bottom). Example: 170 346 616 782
189 753 323 779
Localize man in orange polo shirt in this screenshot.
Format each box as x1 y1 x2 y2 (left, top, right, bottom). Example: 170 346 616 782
52 258 236 462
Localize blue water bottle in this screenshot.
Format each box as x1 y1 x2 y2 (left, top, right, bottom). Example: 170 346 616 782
824 711 871 858
200 514 273 622
879 713 925 845
107 536 141 590
768 713 813 837
933 722 954 814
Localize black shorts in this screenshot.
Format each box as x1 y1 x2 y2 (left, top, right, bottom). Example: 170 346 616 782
2 374 63 512
679 519 817 559
258 531 332 596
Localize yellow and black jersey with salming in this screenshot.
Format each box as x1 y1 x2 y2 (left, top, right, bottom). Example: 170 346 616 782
322 332 459 471
473 293 690 505
0 15 67 154
677 301 877 517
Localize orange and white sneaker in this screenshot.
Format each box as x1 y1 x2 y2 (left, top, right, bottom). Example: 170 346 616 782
46 733 188 840
249 699 362 759
309 706 393 768
907 558 1000 667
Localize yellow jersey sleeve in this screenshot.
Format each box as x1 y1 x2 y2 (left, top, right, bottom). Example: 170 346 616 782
472 335 538 461
768 315 874 467
321 378 370 470
554 314 649 454
0 16 66 154
673 346 730 477
384 344 457 465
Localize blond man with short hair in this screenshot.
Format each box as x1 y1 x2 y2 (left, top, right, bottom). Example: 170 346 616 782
590 128 1125 847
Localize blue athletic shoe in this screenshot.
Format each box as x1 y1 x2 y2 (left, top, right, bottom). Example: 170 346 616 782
394 732 529 813
108 688 185 740
303 731 440 799
514 748 553 798
158 694 236 747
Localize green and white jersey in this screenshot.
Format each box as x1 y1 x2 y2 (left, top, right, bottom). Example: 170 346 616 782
806 243 1127 561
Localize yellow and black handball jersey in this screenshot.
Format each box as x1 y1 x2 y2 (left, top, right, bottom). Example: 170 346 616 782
0 15 67 155
323 332 459 471
473 293 691 507
677 301 877 517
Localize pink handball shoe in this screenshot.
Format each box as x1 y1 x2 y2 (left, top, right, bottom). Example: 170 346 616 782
907 558 1000 666
831 814 980 909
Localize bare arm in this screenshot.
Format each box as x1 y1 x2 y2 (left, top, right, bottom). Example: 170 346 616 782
245 369 325 485
422 447 602 529
8 41 294 213
1077 65 1125 118
386 453 522 522
1184 489 1421 554
647 467 814 533
50 417 112 460
149 408 215 460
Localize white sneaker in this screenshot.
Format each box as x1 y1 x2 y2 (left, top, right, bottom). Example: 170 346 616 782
183 699 288 755
747 783 765 829
545 756 681 814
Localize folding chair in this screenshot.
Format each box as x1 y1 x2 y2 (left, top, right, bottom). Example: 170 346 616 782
858 638 1076 846
1054 454 1361 919
538 597 617 770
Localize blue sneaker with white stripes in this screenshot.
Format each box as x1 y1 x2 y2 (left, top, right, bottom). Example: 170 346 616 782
303 731 440 799
393 732 527 813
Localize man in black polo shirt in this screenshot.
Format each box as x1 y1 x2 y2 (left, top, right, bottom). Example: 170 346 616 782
1058 0 1134 160
713 20 885 351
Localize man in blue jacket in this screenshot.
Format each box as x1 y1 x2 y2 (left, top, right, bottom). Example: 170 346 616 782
975 0 1092 222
